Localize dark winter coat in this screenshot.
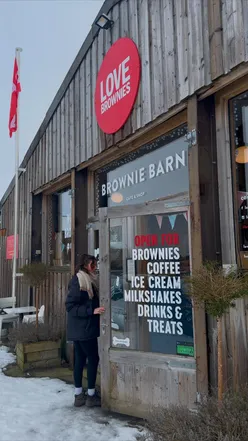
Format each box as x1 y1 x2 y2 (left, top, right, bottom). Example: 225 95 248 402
65 275 100 341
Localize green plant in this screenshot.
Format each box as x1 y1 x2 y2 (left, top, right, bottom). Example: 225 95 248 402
185 262 248 401
186 262 248 317
20 262 49 288
19 263 49 328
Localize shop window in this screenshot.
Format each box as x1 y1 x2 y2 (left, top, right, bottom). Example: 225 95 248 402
110 211 194 356
49 188 72 266
95 125 188 212
230 91 248 268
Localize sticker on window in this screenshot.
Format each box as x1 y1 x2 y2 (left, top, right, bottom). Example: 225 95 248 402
176 341 194 357
112 336 130 347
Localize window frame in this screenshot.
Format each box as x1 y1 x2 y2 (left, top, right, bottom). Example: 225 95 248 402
215 74 248 267
94 124 188 213
41 174 74 272
90 111 187 217
229 90 248 268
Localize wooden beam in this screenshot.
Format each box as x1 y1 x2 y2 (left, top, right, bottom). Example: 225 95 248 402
188 95 209 398
208 0 223 80
99 207 111 409
31 193 42 262
199 64 248 101
33 173 71 196
75 169 88 262
71 169 76 276
215 95 236 265
41 194 48 264
87 171 95 220
78 106 187 172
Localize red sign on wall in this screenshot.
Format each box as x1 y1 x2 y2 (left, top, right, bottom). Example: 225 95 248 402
6 235 18 260
94 37 141 134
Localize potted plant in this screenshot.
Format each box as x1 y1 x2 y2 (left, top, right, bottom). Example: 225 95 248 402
19 262 49 328
186 262 248 402
10 263 62 372
8 321 61 372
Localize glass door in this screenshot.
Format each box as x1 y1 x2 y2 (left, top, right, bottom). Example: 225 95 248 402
108 207 194 357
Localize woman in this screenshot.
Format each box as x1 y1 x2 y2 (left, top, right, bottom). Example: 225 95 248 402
65 254 105 408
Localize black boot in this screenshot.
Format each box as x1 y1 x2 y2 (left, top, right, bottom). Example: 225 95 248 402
85 393 101 407
74 393 86 407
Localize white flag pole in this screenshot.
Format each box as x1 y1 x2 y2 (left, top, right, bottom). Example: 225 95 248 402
11 47 22 307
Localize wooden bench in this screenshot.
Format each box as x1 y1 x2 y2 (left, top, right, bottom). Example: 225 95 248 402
0 297 18 342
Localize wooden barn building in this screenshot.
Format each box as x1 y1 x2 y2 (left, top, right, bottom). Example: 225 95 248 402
1 0 248 417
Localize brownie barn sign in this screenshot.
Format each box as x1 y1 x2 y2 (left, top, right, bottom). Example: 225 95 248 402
94 37 141 134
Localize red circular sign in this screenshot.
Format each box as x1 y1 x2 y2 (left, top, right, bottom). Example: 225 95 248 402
94 37 141 134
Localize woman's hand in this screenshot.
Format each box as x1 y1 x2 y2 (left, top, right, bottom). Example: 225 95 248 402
94 307 105 315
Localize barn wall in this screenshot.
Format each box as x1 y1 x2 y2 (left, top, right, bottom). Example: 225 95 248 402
1 1 248 384
0 0 247 305
1 0 248 204
3 0 212 201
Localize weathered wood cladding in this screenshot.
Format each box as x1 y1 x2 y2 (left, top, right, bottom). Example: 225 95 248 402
0 170 32 306
40 270 71 334
0 0 245 309
0 0 245 325
0 1 248 391
108 350 196 417
0 0 209 300
1 0 247 208
0 0 245 204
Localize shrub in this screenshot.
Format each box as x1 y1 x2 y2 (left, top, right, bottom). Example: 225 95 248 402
185 262 248 401
185 262 248 318
8 322 61 348
143 387 248 441
19 263 49 288
142 406 205 441
19 263 50 328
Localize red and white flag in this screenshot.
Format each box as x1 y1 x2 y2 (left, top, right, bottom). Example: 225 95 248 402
8 57 21 138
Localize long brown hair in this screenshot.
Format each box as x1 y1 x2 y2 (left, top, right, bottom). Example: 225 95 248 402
75 254 97 275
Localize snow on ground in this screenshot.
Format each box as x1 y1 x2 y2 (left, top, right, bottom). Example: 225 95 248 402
0 346 141 441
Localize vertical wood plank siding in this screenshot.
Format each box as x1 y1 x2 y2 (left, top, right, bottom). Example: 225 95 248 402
38 271 71 334
2 0 214 202
222 0 247 73
1 0 246 209
0 0 247 311
1 0 248 384
1 0 247 202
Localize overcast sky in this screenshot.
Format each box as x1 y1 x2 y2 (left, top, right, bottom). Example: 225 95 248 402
0 0 104 199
